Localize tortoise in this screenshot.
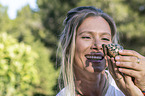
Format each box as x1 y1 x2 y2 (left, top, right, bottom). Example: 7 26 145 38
102 43 126 79
102 43 123 57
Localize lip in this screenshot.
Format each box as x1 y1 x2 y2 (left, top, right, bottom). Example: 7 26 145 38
85 52 104 62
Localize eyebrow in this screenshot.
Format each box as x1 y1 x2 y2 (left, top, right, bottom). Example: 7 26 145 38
78 31 111 36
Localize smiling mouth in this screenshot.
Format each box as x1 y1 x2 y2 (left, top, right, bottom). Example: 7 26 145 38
85 55 103 60
85 52 104 61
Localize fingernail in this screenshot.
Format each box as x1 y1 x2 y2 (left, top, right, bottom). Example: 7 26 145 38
119 68 122 71
115 56 120 60
116 62 120 65
114 68 118 71
119 50 123 53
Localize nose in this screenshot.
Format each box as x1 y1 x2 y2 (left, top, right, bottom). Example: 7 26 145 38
91 40 102 50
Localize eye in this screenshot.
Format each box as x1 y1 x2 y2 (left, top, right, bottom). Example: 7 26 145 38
102 38 110 41
82 36 91 39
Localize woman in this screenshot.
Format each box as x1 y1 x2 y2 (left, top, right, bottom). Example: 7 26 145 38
57 6 145 96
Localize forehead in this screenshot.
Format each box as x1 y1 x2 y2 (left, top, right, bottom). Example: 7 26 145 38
77 16 111 35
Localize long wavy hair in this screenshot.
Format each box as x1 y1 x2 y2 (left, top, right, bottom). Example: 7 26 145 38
57 6 118 96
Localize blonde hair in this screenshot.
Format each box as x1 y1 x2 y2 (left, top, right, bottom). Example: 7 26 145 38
57 6 118 95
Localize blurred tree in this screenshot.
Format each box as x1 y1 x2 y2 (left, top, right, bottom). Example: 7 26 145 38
37 0 81 64
30 40 59 95
14 5 59 96
0 33 39 96
126 0 145 15
0 4 59 95
0 5 11 32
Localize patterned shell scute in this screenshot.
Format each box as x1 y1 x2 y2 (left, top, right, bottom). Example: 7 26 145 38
106 43 123 57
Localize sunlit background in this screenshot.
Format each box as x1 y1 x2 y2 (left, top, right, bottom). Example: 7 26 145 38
0 0 145 96
0 0 38 19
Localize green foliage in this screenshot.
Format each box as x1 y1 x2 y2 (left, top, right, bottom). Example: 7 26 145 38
37 0 80 49
31 40 59 95
0 33 39 96
0 4 59 95
0 5 11 33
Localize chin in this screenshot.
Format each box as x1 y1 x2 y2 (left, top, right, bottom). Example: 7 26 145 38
84 60 106 73
85 66 105 73
93 67 105 73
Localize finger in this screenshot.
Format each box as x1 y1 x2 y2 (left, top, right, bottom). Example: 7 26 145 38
124 75 143 96
114 68 125 87
119 50 142 58
118 68 141 78
108 58 127 90
124 75 133 84
108 58 124 79
116 62 141 71
115 56 139 63
110 57 117 70
105 56 109 67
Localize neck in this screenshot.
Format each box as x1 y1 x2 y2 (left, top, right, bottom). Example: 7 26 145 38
74 66 108 96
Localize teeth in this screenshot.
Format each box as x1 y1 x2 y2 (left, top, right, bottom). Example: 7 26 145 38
86 56 102 60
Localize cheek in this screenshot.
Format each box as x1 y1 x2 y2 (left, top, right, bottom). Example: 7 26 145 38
74 39 91 66
75 39 92 52
75 40 87 59
75 41 91 60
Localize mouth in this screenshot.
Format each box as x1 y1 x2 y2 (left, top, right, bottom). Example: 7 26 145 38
85 52 104 62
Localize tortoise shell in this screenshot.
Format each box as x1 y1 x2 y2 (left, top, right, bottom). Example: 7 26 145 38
103 43 123 57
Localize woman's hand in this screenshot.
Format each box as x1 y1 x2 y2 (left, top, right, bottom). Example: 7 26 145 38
107 50 145 96
115 50 145 91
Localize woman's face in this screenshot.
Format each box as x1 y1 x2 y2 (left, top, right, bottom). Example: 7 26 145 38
74 16 112 73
